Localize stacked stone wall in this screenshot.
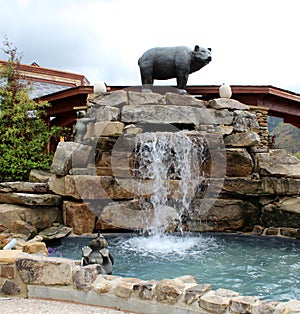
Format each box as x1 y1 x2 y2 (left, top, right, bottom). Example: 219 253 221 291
45 90 300 235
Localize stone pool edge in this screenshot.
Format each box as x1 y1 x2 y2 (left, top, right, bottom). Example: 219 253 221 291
0 250 300 314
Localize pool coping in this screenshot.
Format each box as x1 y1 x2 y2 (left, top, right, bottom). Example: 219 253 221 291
0 249 300 314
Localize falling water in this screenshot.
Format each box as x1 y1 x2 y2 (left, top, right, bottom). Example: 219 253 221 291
134 131 205 235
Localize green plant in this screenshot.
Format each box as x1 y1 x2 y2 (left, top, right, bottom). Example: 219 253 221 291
0 39 65 181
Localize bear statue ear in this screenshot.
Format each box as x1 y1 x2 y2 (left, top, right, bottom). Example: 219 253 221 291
194 45 200 52
208 48 212 52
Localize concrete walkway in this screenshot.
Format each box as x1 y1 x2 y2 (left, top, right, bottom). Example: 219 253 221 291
0 298 137 314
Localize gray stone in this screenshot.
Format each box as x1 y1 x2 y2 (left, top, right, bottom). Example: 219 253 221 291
224 131 260 147
233 110 259 132
29 169 52 183
16 253 73 285
0 182 48 193
51 142 93 176
88 105 120 121
96 201 179 231
1 280 21 295
123 124 143 135
184 284 211 305
114 282 135 298
223 177 300 196
210 108 234 125
187 198 258 232
278 197 300 214
165 92 207 107
275 299 300 313
209 98 249 110
256 149 300 178
91 275 113 293
229 296 258 314
133 282 156 300
63 201 96 235
48 175 66 196
218 125 233 135
38 225 72 241
199 291 230 313
155 279 185 304
0 192 62 206
254 301 277 314
64 175 136 200
73 264 101 291
121 105 216 126
261 197 300 228
85 121 124 138
128 91 166 105
226 148 254 177
10 220 37 239
88 90 128 107
0 204 60 231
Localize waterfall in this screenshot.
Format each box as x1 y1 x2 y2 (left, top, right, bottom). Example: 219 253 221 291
134 131 205 235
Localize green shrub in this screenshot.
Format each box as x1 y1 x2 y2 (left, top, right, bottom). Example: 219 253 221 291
0 39 65 181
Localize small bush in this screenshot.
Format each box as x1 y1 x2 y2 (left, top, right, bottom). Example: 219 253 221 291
0 39 65 181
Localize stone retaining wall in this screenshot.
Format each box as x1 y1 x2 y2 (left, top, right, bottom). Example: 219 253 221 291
1 250 299 313
47 91 300 234
1 91 300 236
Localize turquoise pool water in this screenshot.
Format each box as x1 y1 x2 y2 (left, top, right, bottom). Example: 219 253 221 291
48 233 300 302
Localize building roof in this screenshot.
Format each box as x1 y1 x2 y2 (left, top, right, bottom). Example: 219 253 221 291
0 60 90 99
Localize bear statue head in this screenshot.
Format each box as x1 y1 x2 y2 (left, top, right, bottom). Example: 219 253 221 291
192 45 212 65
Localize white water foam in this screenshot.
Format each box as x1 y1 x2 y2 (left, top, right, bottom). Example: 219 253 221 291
120 234 218 258
134 131 205 234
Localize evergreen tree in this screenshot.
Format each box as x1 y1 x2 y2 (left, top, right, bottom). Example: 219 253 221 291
0 39 64 181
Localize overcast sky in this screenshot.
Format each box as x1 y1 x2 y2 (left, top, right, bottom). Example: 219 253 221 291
1 0 300 93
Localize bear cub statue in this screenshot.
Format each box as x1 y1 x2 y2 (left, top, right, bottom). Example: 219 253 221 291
138 45 212 94
81 233 114 275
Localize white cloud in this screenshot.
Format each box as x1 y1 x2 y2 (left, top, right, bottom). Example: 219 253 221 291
1 0 300 92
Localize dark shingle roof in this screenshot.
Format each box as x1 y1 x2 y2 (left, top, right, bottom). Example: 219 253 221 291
0 78 72 99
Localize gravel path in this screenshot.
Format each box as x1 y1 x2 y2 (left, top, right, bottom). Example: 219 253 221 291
0 298 137 314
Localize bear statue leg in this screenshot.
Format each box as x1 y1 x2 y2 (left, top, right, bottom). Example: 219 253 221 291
139 66 154 92
176 70 189 94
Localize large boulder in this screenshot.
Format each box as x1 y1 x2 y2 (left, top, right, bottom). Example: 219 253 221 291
51 142 93 176
121 105 216 126
0 204 61 232
0 192 61 206
63 201 96 235
223 177 300 196
256 149 300 178
96 201 179 231
261 197 300 227
225 148 254 177
185 198 259 232
16 253 73 285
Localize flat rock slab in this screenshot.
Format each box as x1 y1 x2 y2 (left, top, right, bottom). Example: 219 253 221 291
121 105 219 126
38 225 73 241
0 192 62 206
0 250 23 263
0 203 60 231
16 253 73 285
257 149 300 178
0 182 48 193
